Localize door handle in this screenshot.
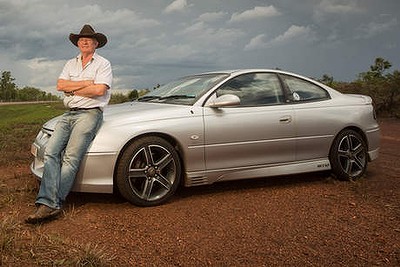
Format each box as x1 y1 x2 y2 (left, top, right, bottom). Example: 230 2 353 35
279 115 292 124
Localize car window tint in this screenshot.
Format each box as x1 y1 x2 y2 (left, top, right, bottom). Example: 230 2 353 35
216 73 284 107
281 74 329 102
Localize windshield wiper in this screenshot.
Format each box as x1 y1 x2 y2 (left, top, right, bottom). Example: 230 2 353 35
138 95 196 102
137 95 161 102
159 95 196 100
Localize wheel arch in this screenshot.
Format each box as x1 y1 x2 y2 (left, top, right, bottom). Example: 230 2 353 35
329 126 369 181
330 126 369 153
112 132 187 192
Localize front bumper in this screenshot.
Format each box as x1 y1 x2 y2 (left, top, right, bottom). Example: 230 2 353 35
30 128 117 194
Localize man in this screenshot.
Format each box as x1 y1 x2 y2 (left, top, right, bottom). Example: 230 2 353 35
26 25 113 224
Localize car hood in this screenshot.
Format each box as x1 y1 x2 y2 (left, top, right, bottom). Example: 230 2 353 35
43 101 194 131
104 101 195 126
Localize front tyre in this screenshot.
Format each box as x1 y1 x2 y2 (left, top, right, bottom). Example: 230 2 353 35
116 136 181 206
329 129 368 181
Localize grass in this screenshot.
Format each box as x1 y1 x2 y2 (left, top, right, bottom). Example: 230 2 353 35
76 243 116 266
0 103 115 266
0 102 65 128
0 102 64 167
0 216 115 266
0 216 18 254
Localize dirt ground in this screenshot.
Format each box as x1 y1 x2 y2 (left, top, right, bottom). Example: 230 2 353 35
1 118 399 266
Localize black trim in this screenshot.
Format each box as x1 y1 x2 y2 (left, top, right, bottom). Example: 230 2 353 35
69 107 102 111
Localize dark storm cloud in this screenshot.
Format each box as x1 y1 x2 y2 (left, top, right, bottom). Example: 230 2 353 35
0 0 399 91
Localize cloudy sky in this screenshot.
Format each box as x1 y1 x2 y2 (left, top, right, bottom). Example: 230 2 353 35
0 0 399 93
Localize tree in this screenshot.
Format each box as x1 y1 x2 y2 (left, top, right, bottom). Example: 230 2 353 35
128 89 139 100
370 57 392 76
0 70 61 102
356 57 399 115
0 71 17 101
18 86 44 101
319 74 334 87
385 70 400 114
359 57 392 82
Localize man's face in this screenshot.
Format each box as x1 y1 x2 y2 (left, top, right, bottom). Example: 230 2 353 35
77 37 98 54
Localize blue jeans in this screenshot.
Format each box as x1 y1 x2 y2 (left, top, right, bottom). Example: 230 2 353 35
36 109 103 209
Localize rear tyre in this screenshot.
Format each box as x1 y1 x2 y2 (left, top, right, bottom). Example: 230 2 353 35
115 136 181 206
329 129 368 181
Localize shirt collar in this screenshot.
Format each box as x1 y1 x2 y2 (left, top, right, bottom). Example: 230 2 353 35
76 52 98 62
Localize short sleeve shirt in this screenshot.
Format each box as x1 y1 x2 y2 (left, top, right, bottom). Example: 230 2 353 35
59 53 113 109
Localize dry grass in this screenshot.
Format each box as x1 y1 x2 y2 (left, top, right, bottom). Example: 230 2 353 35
76 243 116 267
0 216 18 255
0 213 116 266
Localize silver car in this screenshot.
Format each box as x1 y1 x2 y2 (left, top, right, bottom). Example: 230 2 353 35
31 69 380 206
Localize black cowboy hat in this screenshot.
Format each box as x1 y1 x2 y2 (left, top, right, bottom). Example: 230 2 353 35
69 24 107 48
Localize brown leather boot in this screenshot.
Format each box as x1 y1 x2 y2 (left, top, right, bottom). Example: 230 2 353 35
25 204 62 224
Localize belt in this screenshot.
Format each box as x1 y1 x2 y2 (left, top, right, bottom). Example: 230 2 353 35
69 107 102 112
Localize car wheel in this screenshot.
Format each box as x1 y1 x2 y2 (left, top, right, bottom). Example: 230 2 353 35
329 129 368 181
115 136 181 206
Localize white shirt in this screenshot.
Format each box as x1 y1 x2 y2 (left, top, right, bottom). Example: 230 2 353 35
59 53 113 109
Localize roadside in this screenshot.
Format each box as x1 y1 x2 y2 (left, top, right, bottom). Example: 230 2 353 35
0 101 59 106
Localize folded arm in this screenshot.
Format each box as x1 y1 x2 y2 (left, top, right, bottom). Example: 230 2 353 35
57 79 109 97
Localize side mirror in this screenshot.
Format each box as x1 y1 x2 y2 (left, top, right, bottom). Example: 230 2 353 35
207 94 241 108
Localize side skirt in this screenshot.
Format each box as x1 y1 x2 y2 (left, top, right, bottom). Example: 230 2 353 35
185 159 331 187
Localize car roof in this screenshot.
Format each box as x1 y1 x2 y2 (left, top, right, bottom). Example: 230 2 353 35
194 69 307 77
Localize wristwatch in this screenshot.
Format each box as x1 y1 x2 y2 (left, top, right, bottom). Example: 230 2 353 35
65 90 75 96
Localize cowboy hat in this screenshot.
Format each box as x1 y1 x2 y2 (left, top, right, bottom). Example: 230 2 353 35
69 24 107 48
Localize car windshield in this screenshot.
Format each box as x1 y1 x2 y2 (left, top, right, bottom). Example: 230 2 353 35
138 73 229 105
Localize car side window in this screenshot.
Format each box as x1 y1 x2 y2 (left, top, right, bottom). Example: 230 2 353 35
216 73 284 107
280 74 330 102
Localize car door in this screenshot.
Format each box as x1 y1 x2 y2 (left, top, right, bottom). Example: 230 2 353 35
278 74 334 161
203 72 296 172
